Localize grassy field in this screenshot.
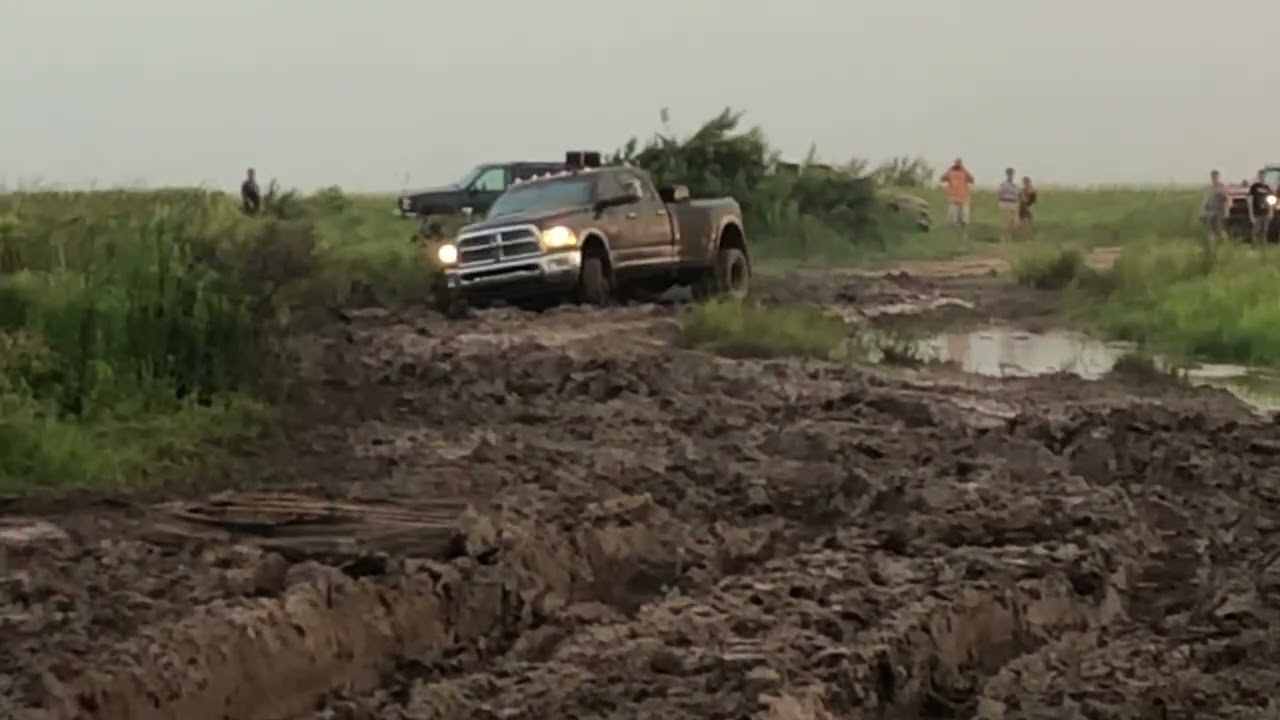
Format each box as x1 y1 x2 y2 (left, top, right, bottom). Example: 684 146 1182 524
747 185 1202 270
0 182 1232 494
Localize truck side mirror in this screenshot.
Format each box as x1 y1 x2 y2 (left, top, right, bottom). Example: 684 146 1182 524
659 185 689 203
622 179 643 201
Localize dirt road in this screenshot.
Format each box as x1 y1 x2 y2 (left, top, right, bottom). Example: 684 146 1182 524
5 262 1280 719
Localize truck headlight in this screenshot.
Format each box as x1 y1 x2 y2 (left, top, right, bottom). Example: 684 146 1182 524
540 225 578 249
437 243 458 265
1268 195 1276 206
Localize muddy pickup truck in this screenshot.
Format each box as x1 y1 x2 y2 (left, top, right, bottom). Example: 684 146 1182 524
429 152 750 311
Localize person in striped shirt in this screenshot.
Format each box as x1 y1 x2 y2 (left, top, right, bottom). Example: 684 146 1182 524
997 167 1019 243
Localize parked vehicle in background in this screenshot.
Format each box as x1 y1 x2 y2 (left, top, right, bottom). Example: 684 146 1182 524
882 191 931 232
775 160 930 233
429 151 750 313
1225 165 1280 242
396 161 565 225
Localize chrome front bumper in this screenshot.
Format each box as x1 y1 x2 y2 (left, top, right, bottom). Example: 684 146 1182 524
444 251 582 291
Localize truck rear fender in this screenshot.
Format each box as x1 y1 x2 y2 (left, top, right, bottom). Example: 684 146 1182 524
715 218 748 264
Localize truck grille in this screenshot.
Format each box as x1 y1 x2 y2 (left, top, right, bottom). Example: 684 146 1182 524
457 226 541 266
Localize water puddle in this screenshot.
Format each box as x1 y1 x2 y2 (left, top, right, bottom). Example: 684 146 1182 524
860 297 975 318
877 327 1280 411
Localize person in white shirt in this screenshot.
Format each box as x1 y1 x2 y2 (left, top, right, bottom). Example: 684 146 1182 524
1201 169 1228 242
997 167 1019 243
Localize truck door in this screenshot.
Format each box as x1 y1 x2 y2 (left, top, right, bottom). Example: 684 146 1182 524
594 172 641 266
465 165 510 215
616 169 676 265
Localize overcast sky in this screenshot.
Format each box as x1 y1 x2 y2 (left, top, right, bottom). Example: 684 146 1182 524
2 0 1277 192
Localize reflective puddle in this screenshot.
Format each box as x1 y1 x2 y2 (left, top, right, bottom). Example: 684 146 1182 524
886 327 1280 410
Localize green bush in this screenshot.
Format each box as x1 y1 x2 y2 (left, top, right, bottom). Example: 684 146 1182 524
1012 246 1087 290
678 299 849 359
612 109 924 263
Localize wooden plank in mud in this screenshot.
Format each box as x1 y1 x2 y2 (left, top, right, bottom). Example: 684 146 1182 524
143 491 468 562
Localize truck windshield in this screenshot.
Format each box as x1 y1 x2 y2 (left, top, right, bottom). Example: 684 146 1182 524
451 166 486 188
1264 168 1280 188
487 178 593 217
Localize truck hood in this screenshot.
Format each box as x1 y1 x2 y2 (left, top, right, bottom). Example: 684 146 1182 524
400 184 457 199
460 205 589 233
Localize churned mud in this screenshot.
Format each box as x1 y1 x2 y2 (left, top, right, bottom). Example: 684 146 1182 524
5 259 1280 719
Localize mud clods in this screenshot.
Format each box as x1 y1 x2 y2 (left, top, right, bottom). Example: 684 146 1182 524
6 287 1280 719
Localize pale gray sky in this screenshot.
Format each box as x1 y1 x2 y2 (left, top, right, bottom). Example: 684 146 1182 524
3 0 1277 192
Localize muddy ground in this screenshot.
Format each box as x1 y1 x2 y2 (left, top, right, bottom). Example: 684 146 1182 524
5 257 1280 720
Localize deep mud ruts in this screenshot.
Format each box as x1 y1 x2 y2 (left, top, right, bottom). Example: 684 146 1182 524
5 276 1280 719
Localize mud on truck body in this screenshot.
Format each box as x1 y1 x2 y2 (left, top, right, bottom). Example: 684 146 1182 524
1225 165 1280 242
428 151 750 312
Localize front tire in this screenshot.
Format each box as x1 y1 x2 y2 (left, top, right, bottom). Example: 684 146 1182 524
579 254 612 306
430 278 469 319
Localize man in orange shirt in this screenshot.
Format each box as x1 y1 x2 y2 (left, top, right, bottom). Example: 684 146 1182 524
939 158 975 240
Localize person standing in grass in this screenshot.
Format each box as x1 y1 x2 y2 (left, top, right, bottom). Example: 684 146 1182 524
241 168 261 216
1247 169 1273 244
939 158 974 240
997 167 1019 243
1017 176 1038 238
1201 169 1228 242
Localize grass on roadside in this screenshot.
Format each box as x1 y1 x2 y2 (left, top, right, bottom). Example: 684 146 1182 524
1014 236 1280 367
1090 239 1280 365
1011 245 1090 290
678 299 848 359
0 395 267 496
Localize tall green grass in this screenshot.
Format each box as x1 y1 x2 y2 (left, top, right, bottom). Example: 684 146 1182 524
678 299 848 358
1090 239 1280 365
0 188 428 493
1013 236 1280 367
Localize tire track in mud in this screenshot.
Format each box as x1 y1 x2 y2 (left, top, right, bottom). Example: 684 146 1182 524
8 300 1280 719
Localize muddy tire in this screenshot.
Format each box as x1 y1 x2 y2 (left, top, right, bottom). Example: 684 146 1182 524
693 246 750 302
514 294 561 313
579 254 611 306
715 247 751 300
430 280 469 319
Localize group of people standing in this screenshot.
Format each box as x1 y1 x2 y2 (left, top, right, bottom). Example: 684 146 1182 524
938 158 1038 243
1202 169 1274 243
